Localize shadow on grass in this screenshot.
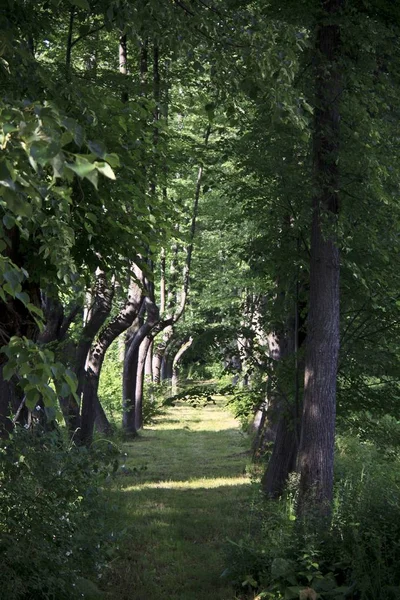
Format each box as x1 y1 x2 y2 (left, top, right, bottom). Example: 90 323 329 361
103 424 254 600
120 428 249 483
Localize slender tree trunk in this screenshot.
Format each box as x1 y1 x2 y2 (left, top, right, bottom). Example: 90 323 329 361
261 397 299 497
123 328 140 436
172 337 193 393
135 336 152 430
152 347 163 384
297 0 343 516
145 339 153 379
119 33 128 103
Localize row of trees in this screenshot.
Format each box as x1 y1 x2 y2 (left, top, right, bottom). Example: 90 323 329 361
1 0 400 518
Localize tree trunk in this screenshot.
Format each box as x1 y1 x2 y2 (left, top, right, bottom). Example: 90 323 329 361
260 324 300 497
297 0 343 516
145 339 153 380
77 270 114 444
152 347 163 384
80 272 144 442
123 298 159 436
172 337 193 393
135 336 152 430
123 331 139 436
261 398 299 497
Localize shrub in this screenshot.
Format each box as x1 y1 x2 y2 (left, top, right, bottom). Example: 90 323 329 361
0 426 119 600
224 434 400 600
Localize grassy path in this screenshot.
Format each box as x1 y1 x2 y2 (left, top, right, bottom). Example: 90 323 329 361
105 400 255 600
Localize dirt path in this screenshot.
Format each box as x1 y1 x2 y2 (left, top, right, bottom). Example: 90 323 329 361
105 400 254 600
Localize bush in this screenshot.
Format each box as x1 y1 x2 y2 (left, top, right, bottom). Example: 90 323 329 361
224 434 400 600
142 379 167 424
0 427 119 600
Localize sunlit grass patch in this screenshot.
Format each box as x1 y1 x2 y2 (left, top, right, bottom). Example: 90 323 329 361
122 475 251 491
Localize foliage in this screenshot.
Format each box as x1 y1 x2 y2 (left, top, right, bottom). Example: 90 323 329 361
224 435 400 600
1 336 78 411
163 383 218 408
142 379 168 424
0 426 120 600
222 382 266 430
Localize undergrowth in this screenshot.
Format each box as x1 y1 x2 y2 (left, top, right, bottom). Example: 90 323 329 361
0 426 120 600
224 434 400 600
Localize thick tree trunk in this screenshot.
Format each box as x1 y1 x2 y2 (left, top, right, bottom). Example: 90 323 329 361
38 293 81 430
261 398 299 497
77 270 114 444
162 356 173 382
80 273 144 442
261 325 300 497
123 298 159 436
94 396 113 435
297 0 343 516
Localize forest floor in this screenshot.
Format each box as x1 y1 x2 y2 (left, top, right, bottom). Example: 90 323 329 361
103 398 256 600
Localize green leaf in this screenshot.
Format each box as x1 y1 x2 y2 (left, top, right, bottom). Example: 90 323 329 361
2 363 14 381
88 139 106 158
15 291 30 305
271 558 296 580
104 153 120 168
95 161 116 180
2 214 15 229
66 159 96 178
26 388 40 409
85 169 99 189
30 140 61 164
27 303 43 317
284 587 303 600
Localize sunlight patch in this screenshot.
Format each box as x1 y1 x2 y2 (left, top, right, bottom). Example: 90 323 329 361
122 476 250 492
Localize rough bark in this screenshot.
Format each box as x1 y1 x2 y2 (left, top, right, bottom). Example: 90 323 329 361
122 298 160 436
261 324 300 497
297 0 343 515
80 273 144 442
77 270 114 444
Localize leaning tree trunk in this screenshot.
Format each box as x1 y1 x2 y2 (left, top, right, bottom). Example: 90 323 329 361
123 298 159 436
171 337 193 393
78 270 114 445
297 0 343 516
80 271 144 440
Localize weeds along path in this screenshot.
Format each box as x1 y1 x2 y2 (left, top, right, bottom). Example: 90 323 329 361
105 399 254 600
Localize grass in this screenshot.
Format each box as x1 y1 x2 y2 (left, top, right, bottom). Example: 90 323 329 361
102 398 256 600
